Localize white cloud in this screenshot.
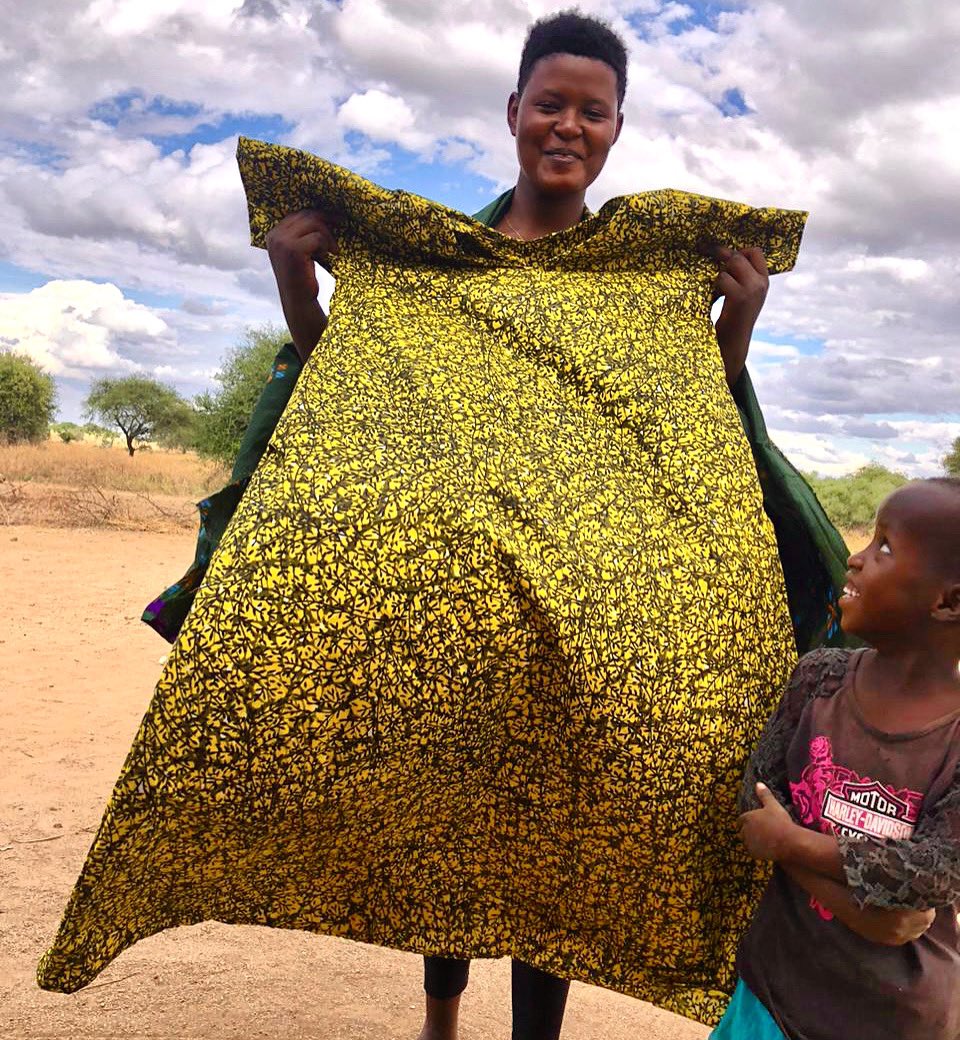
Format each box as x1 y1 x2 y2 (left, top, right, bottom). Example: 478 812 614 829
742 338 802 363
845 256 929 282
0 0 958 470
768 430 874 477
338 90 434 152
0 280 170 378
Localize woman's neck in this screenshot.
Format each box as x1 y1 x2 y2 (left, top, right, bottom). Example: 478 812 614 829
501 176 586 240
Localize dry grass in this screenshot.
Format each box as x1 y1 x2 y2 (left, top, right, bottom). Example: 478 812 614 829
0 439 228 496
1 441 879 546
841 528 871 553
0 441 229 532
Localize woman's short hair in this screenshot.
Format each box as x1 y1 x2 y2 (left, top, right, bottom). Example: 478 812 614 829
517 10 629 107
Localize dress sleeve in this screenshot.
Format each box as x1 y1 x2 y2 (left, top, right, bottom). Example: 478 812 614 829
739 649 850 813
840 764 960 910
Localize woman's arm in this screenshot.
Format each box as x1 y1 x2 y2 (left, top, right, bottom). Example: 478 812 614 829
712 246 769 389
265 209 336 362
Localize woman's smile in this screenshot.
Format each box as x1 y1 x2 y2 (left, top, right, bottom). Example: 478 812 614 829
544 149 582 162
507 52 622 201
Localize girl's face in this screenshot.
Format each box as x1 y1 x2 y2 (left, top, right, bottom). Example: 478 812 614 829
507 53 623 200
840 484 947 640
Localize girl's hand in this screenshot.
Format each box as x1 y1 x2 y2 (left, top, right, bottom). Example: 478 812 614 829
712 246 769 388
265 209 336 360
738 782 797 861
849 905 937 946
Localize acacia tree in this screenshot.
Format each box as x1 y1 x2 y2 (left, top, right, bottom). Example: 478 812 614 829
85 376 194 456
944 437 960 477
0 352 57 443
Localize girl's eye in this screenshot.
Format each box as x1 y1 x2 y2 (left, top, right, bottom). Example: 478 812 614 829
879 540 892 555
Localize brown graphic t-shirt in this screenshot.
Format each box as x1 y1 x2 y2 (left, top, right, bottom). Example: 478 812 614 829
737 649 960 1040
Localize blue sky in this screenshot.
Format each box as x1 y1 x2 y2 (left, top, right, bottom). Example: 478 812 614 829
1 0 957 475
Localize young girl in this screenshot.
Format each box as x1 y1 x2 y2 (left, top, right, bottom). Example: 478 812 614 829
714 477 960 1040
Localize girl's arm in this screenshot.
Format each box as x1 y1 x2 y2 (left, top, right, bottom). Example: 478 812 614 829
782 863 935 945
741 788 938 944
742 769 960 911
839 770 960 910
739 649 847 813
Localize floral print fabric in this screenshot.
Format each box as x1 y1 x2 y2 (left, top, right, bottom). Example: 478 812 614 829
39 139 806 1024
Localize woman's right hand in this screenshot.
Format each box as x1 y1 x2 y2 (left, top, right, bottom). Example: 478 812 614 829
265 209 337 361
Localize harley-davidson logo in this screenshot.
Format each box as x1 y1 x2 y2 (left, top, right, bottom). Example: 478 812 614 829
822 779 917 840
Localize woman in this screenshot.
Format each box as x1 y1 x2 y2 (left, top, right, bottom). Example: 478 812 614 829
44 12 848 1040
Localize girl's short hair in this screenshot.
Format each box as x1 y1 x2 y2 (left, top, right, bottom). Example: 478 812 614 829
922 477 960 578
517 10 629 107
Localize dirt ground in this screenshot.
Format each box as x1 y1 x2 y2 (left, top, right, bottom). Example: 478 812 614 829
1 524 709 1040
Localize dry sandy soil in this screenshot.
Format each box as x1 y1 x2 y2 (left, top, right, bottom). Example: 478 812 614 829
1 524 709 1040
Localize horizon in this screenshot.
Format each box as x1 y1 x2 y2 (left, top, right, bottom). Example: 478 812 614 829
1 0 958 477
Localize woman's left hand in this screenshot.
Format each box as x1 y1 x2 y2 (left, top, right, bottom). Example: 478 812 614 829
738 782 797 861
712 246 769 388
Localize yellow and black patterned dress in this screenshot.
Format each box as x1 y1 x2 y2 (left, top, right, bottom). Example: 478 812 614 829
39 138 807 1024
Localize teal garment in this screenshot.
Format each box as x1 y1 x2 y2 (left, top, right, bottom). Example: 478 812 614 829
141 344 302 641
227 342 303 483
143 199 849 654
471 188 515 227
472 187 591 228
711 980 788 1040
731 369 851 651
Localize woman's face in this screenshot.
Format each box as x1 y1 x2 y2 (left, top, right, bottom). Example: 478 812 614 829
508 53 623 200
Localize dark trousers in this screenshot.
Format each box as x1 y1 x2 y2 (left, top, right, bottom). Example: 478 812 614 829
423 956 570 1040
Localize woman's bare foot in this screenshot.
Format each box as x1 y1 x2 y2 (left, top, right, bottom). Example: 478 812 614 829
416 994 461 1040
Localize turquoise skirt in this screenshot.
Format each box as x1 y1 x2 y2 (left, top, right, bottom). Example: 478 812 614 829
711 980 788 1040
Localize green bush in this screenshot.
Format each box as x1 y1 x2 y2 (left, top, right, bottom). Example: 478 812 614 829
51 421 83 443
944 437 960 477
0 352 57 443
804 464 908 530
194 324 288 465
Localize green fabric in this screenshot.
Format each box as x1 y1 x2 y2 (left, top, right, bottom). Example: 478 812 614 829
141 344 302 642
230 342 302 481
472 188 591 230
731 370 851 652
471 188 515 228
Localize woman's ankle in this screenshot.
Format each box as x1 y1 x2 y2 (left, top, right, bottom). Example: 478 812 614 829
416 993 462 1040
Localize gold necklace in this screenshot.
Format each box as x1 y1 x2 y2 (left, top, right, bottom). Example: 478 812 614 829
501 214 527 241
